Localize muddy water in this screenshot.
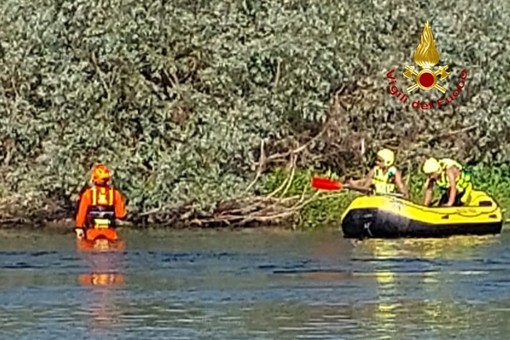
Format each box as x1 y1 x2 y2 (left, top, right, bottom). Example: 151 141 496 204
1 228 509 339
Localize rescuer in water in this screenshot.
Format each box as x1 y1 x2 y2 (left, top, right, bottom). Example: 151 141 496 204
75 164 127 240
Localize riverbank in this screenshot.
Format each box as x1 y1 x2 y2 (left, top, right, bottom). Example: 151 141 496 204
2 0 510 232
1 163 509 231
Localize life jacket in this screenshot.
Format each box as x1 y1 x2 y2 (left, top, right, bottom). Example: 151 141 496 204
372 165 397 194
86 185 116 229
435 159 472 193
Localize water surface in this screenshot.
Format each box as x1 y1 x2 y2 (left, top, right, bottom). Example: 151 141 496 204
1 227 509 339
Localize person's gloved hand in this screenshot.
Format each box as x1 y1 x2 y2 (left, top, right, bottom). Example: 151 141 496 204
75 227 85 239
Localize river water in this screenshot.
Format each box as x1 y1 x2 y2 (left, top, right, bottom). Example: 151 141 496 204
1 227 509 339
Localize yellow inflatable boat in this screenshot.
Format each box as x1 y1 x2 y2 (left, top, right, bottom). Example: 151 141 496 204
340 190 503 239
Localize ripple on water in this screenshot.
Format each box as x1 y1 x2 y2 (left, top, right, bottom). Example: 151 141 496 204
1 230 510 339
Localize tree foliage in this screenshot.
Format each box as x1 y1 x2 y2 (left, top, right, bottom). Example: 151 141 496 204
0 0 509 223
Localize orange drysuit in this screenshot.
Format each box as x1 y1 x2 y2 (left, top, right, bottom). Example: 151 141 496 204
75 185 127 228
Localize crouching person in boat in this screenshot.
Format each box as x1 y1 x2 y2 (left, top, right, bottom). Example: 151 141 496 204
347 148 409 199
74 164 127 241
422 158 473 207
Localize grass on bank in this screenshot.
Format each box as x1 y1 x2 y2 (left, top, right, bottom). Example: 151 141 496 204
261 164 510 229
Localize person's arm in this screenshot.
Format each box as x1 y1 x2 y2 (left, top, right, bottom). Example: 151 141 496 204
114 190 127 220
361 168 375 189
348 178 364 186
423 178 434 206
347 168 372 187
443 168 458 207
394 170 409 199
75 184 89 218
75 190 91 239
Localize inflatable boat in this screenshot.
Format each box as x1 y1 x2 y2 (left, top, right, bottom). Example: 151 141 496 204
340 190 504 239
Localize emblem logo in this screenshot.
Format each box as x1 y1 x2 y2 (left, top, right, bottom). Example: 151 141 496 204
385 21 468 110
403 21 449 93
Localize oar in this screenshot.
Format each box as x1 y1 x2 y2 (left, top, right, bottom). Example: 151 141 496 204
311 177 404 198
311 177 370 193
311 177 343 191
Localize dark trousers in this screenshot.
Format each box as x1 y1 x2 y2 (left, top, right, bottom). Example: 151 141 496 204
438 190 465 207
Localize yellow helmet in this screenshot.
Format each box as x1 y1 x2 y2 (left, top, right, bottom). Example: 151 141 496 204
422 158 441 174
91 164 111 184
376 148 395 167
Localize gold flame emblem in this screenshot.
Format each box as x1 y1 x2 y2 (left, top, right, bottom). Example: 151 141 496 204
403 21 449 93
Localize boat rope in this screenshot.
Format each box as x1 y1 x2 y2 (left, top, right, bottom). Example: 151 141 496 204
364 222 373 237
395 195 501 218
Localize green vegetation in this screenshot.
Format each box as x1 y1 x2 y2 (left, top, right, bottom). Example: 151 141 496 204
0 0 509 227
260 168 355 229
262 163 510 229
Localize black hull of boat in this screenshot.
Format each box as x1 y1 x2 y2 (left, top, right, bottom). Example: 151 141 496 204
341 208 503 239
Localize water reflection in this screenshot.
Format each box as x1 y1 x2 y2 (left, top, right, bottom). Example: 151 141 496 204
357 235 499 259
76 238 126 335
352 236 500 338
78 272 125 286
77 238 126 286
1 229 510 339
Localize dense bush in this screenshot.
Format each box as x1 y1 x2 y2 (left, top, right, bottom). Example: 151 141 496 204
0 0 508 223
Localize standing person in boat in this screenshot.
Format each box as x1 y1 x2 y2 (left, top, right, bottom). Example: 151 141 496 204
422 157 473 207
347 148 409 199
74 164 127 240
